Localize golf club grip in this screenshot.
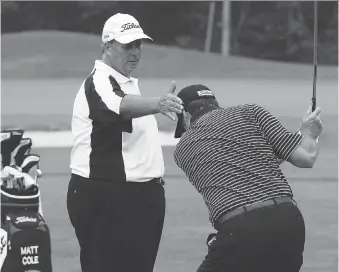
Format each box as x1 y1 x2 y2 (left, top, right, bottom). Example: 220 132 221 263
312 62 317 112
312 97 316 112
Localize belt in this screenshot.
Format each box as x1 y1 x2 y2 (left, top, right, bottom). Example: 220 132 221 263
148 177 165 186
216 196 296 227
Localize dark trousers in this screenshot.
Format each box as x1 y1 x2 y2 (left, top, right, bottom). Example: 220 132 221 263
67 174 165 272
197 202 305 272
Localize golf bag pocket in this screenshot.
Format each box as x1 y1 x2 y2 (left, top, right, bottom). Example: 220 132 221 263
1 211 52 272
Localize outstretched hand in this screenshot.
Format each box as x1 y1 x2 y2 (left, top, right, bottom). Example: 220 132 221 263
158 81 184 121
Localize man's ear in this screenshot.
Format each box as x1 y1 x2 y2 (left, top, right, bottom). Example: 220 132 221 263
174 111 191 138
106 44 112 56
174 113 185 138
182 111 191 130
103 41 114 55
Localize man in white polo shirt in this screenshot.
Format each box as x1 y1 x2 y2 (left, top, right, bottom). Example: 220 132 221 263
67 13 183 272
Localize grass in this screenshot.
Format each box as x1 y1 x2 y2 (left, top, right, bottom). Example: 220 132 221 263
1 31 337 80
1 78 338 133
35 147 337 272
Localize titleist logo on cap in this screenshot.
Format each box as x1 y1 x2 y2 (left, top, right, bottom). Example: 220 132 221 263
197 90 214 96
121 23 141 32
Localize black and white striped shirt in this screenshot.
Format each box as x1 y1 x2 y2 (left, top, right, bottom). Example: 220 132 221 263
173 104 303 226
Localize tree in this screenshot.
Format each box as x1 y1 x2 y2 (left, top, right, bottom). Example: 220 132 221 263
205 1 216 52
221 0 231 56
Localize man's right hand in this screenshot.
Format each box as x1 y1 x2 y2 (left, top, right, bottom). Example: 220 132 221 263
288 107 322 168
158 81 184 121
299 107 323 140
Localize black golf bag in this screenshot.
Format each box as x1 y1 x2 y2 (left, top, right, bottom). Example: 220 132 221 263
1 128 53 272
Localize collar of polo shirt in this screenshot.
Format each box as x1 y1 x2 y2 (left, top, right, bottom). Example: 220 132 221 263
95 60 134 84
190 105 220 124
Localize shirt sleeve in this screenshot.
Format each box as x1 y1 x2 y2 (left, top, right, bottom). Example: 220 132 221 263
173 149 180 167
92 73 124 115
173 144 184 170
251 104 304 160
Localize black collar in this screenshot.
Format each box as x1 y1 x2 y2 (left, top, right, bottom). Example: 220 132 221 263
190 105 220 124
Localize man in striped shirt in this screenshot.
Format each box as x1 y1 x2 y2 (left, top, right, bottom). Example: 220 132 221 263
173 84 323 272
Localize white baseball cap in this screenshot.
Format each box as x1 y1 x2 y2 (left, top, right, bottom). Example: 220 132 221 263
102 13 153 44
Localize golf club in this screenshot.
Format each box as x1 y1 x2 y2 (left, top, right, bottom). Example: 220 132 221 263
312 0 318 112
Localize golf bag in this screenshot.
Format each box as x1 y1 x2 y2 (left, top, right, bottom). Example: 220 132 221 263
1 128 52 272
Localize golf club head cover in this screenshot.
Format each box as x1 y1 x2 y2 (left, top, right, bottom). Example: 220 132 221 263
22 173 37 188
13 138 32 167
1 129 24 168
20 155 40 174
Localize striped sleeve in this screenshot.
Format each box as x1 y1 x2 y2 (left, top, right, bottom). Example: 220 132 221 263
173 148 181 169
92 72 125 114
251 104 304 160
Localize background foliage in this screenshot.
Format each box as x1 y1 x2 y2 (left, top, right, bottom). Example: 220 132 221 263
1 1 338 65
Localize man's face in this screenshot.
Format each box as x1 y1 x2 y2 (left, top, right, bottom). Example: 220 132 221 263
108 39 142 76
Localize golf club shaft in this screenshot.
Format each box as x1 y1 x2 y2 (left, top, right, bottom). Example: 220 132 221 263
312 1 318 112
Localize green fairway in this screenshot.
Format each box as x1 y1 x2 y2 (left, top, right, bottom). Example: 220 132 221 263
35 147 337 272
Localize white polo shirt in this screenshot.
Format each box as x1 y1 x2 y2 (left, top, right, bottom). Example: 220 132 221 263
70 60 164 182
